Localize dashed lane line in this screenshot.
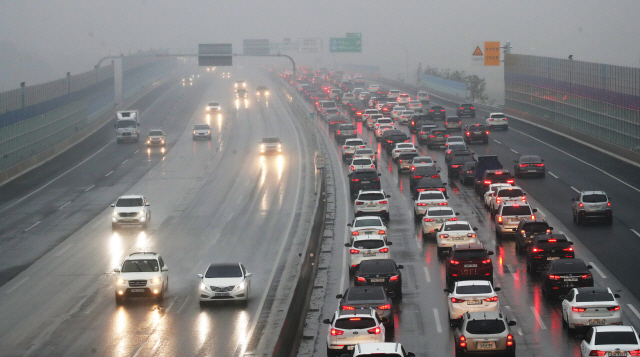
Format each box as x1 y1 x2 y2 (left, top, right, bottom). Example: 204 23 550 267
530 306 548 330
570 186 580 193
510 149 519 154
549 172 559 178
55 244 73 257
59 201 71 209
5 276 29 294
494 140 502 144
628 304 640 321
506 264 519 281
433 308 443 333
24 221 41 232
105 171 113 176
589 262 607 279
631 229 640 238
424 266 431 283
121 159 128 165
85 185 95 191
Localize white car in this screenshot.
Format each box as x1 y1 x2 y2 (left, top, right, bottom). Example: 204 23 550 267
146 129 166 146
342 138 366 162
354 190 390 221
346 235 391 269
414 191 448 218
580 326 640 357
390 106 406 120
368 84 380 92
483 183 513 209
350 343 416 357
486 112 509 130
489 186 526 216
436 221 479 254
192 124 211 140
375 101 386 111
111 195 151 230
388 89 400 100
260 137 283 155
422 207 458 237
197 263 252 304
348 216 387 244
353 148 377 166
330 88 342 100
398 110 415 125
349 157 375 174
367 114 383 129
375 124 394 140
391 143 417 160
206 101 221 112
446 280 500 322
362 109 379 123
324 309 386 357
561 287 622 330
417 91 430 103
397 93 410 105
113 252 168 304
342 93 356 106
407 100 424 112
410 156 436 171
358 92 369 101
374 117 394 130
445 136 465 148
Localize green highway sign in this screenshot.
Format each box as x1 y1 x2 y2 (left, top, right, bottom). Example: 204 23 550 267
346 32 362 38
329 38 362 53
309 112 315 120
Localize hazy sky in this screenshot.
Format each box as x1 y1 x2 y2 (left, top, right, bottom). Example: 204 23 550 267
2 0 639 97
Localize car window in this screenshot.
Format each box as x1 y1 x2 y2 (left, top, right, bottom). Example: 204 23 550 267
116 198 144 207
453 250 487 260
465 320 506 334
397 144 413 149
420 192 445 200
576 292 614 302
491 114 507 119
194 125 210 130
550 260 587 273
497 189 524 197
594 331 638 345
355 149 373 155
354 219 382 227
209 102 219 106
149 130 163 136
456 285 493 294
501 206 532 216
444 223 472 231
334 317 377 329
360 260 396 274
353 240 385 249
158 256 165 268
205 265 243 278
359 193 385 200
427 209 454 216
523 223 549 232
353 159 372 165
582 194 607 203
122 259 159 272
415 158 433 164
347 287 386 300
353 171 379 179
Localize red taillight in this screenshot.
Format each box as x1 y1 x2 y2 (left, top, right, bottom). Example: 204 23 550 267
352 231 359 236
572 307 586 312
507 179 514 184
563 247 574 251
484 296 498 302
485 131 489 135
460 107 464 110
341 305 356 310
579 202 584 207
582 274 592 279
497 216 503 223
482 259 491 264
424 218 434 222
389 275 399 281
379 247 389 253
451 297 465 303
608 305 620 311
379 230 386 235
357 276 366 282
432 174 440 178
484 180 492 185
522 196 526 201
445 134 450 137
466 132 471 136
496 197 501 204
519 164 528 168
589 351 606 356
535 163 544 167
438 202 448 206
450 260 460 265
331 328 344 336
459 334 466 348
379 200 388 204
350 249 360 254
350 165 354 171
377 304 391 310
371 165 375 169
467 232 476 237
448 217 459 221
549 275 561 280
356 201 364 205
629 350 640 356
420 132 425 134
607 202 611 207
417 203 427 206
506 333 514 346
452 165 462 168
367 327 381 334
352 178 359 182
440 234 450 238
531 215 536 220
532 248 543 253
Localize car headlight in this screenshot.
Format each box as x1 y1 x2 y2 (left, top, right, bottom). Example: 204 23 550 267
265 91 269 95
117 278 126 284
113 210 118 217
260 144 265 149
150 277 162 284
234 281 246 290
206 107 210 111
200 283 211 291
139 211 145 216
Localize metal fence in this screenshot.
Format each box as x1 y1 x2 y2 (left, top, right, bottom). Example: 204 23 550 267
505 54 640 153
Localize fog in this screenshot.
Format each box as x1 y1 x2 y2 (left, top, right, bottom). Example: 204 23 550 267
2 0 639 101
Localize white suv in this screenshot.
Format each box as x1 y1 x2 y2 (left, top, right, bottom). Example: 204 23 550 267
351 343 416 357
489 186 526 217
486 112 509 130
345 235 391 270
436 221 479 255
111 195 151 230
206 101 221 112
354 190 391 221
495 202 536 239
113 252 168 304
388 89 400 100
324 309 386 357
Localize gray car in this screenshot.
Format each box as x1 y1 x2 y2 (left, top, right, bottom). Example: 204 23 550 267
572 190 612 225
336 286 395 329
513 155 545 177
454 311 516 357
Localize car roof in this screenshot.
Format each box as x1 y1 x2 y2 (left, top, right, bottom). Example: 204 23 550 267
575 287 611 295
582 190 607 195
353 234 386 242
456 280 492 287
501 201 531 207
207 262 241 270
591 325 637 332
337 309 376 318
118 194 144 199
356 343 404 353
126 251 158 260
465 311 504 321
532 233 568 242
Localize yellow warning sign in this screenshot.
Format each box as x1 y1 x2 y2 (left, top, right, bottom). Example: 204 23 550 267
484 41 501 66
472 46 483 56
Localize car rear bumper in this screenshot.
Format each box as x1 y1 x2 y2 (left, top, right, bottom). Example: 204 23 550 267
567 312 622 328
577 209 612 218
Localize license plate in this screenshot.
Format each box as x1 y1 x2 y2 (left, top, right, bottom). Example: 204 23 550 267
130 289 144 293
467 300 482 305
564 278 578 282
452 237 465 241
609 352 626 357
215 292 229 297
370 278 385 283
198 133 204 135
589 319 606 325
477 341 496 349
363 252 376 257
347 346 355 350
547 257 560 260
123 218 134 222
364 231 374 235
367 203 376 207
361 181 370 184
528 170 537 172
464 264 478 268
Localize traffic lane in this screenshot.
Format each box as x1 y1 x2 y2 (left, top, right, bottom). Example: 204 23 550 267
0 78 208 288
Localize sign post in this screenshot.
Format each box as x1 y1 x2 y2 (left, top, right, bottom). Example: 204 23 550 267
472 46 484 65
484 41 501 66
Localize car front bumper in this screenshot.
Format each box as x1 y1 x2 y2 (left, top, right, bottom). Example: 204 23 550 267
199 287 247 301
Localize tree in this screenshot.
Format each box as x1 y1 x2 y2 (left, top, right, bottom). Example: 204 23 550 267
466 75 487 102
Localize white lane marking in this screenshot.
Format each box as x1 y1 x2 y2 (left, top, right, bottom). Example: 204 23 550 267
511 127 640 193
549 172 559 178
628 304 640 320
589 262 607 279
134 150 139 154
631 229 640 238
177 295 191 313
226 212 233 222
433 308 443 333
414 232 421 250
424 266 431 283
59 201 71 209
493 140 501 144
85 185 95 192
536 209 546 217
510 149 519 154
105 171 113 176
5 276 29 294
570 186 580 193
506 264 519 281
24 221 41 232
530 306 548 330
121 159 128 165
517 327 524 336
55 244 73 257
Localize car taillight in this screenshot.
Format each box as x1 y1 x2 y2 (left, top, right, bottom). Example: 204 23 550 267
482 258 491 264
484 180 492 185
357 276 366 282
416 203 427 206
589 351 606 356
459 334 466 348
484 296 498 302
608 305 620 311
440 234 450 238
350 249 360 254
496 198 501 204
344 146 348 149
531 215 536 220
519 164 528 168
572 307 586 312
579 202 584 207
460 107 464 110
535 163 544 167
451 297 465 303
445 134 450 137
467 233 476 238
582 274 592 279
438 202 448 206
424 218 434 222
352 178 359 182
629 350 640 356
429 135 435 138
341 305 356 310
607 202 611 207
452 165 462 168
367 327 381 335
506 333 514 346
379 200 388 204
532 248 544 253
563 247 574 251
331 328 344 336
379 230 386 235
432 174 440 178
389 275 399 281
377 304 391 310
352 231 359 236
549 275 561 280
448 217 459 221
507 179 514 184
521 196 526 201
420 131 425 134
497 216 503 223
356 201 364 205
449 259 459 265
379 247 389 253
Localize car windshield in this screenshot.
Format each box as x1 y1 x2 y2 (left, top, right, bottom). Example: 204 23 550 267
355 149 373 155
361 260 396 274
501 206 532 216
465 320 506 334
523 223 550 232
550 260 587 273
354 219 382 227
491 114 507 119
359 193 385 200
194 125 210 130
396 144 413 149
353 171 378 179
594 331 638 345
444 223 471 231
122 259 159 272
353 159 372 165
332 89 341 93
448 137 464 143
420 192 444 200
116 198 143 207
377 119 392 124
347 140 365 146
448 144 466 150
583 194 608 203
428 209 454 217
498 189 524 197
262 138 280 143
370 115 383 120
148 130 163 136
469 125 485 130
353 240 385 249
576 292 614 302
205 265 242 278
454 250 488 260
520 156 541 163
456 285 493 294
335 318 377 330
208 102 219 106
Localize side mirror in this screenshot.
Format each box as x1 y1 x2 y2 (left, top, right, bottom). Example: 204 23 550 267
161 266 169 272
387 242 393 245
137 123 140 127
378 173 381 176
434 228 439 232
488 251 494 255
614 293 621 298
443 183 448 186
397 265 404 269
450 319 460 328
407 353 416 357
523 193 527 196
245 273 252 277
197 274 203 279
455 212 460 215
145 203 150 206
437 170 441 173
444 288 452 293
322 319 331 324
495 287 501 291
549 227 554 230
541 159 544 162
569 241 574 245
473 227 478 231
386 195 391 198
114 124 116 128
347 223 352 227
514 160 518 163
508 321 517 326
587 265 593 269
111 204 115 207
533 208 538 212
113 267 121 273
344 243 352 247
336 294 343 299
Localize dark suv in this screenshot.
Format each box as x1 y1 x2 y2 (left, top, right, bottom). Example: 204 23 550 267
412 177 448 198
457 103 476 118
426 128 449 149
446 243 495 288
348 169 381 197
382 132 410 152
410 166 440 191
477 169 514 195
409 113 435 133
335 124 357 142
429 105 446 119
463 124 489 144
541 259 593 299
354 259 404 298
514 218 552 253
525 233 574 273
459 161 477 185
336 286 395 328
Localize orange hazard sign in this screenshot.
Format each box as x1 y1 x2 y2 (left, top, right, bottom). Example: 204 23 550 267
472 46 483 56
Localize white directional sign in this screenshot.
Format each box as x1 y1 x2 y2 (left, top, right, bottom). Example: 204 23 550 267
298 38 322 53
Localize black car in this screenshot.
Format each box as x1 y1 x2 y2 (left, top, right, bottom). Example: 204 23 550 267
459 161 477 185
328 115 348 131
409 113 435 133
336 286 395 328
348 102 368 121
525 233 574 273
335 124 357 142
541 259 593 299
445 147 473 163
514 155 546 178
477 169 514 195
410 166 441 191
445 243 494 288
426 128 450 149
463 124 489 144
514 218 552 253
382 132 410 152
354 259 404 298
348 169 381 197
429 105 446 119
457 103 476 118
448 156 476 178
412 177 448 198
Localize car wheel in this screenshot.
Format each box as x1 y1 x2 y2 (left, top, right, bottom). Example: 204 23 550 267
576 214 583 225
526 262 532 274
515 241 520 254
562 312 569 328
483 139 488 144
395 288 403 299
437 247 444 256
384 213 390 222
495 230 502 239
504 126 509 131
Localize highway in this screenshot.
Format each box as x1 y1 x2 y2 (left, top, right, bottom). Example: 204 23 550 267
301 77 640 356
0 68 317 356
